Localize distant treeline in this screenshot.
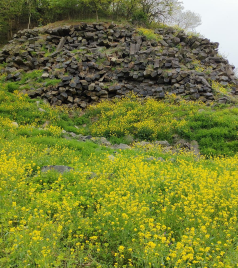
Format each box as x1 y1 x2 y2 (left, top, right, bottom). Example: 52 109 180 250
0 0 201 43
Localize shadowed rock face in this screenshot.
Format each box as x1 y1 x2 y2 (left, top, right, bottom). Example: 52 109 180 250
1 23 237 108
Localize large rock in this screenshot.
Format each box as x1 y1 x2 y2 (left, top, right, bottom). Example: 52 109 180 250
56 37 66 52
41 165 74 173
112 144 131 150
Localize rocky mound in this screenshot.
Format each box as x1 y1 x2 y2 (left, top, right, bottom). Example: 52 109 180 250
0 22 237 108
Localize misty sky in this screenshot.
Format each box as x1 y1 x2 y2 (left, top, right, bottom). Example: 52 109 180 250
182 0 238 68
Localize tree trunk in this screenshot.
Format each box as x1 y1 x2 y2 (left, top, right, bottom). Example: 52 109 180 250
96 8 98 22
112 1 115 20
28 12 31 29
10 21 13 38
8 19 12 40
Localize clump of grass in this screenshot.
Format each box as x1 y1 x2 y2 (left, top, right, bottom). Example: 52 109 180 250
137 27 162 41
187 31 203 38
19 70 43 84
71 48 87 53
3 70 60 92
191 60 213 74
44 79 61 87
6 82 19 93
41 44 56 56
212 81 232 95
96 57 106 65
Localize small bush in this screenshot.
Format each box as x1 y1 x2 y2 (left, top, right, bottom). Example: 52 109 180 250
132 10 149 26
138 27 162 41
44 79 60 87
212 81 232 95
7 83 19 93
137 126 155 141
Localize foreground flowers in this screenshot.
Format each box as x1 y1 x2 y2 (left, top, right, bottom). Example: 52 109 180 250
1 90 238 267
1 130 238 267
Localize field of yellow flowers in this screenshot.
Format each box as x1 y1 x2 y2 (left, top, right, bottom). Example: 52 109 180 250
82 94 238 156
2 87 238 267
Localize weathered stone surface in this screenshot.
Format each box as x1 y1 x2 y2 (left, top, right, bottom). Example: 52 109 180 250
190 140 200 155
41 165 74 173
69 77 79 88
108 155 116 161
41 72 49 78
12 122 19 128
145 156 156 161
91 137 112 146
112 144 131 150
155 141 170 147
56 37 66 52
130 43 136 55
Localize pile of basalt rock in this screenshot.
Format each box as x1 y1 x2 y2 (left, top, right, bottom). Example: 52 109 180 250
0 22 237 108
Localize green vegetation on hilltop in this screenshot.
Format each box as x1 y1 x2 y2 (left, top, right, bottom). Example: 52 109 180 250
0 0 201 44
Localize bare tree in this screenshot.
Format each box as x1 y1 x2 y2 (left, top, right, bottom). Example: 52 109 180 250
140 0 182 23
165 5 202 31
234 68 238 78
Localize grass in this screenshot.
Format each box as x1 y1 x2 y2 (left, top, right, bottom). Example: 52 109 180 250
0 69 60 93
41 44 56 56
75 94 238 157
137 28 162 42
71 48 87 54
212 81 232 95
41 17 131 31
2 86 238 267
191 60 213 74
96 58 107 65
0 89 81 133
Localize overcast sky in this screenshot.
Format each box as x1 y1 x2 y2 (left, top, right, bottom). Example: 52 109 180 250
182 0 238 68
